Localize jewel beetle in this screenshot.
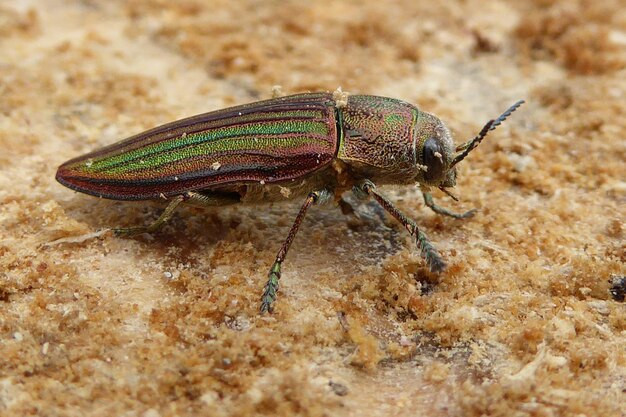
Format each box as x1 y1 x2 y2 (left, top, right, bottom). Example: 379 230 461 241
56 91 524 313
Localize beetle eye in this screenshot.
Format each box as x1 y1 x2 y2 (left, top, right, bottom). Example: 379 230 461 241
422 137 446 182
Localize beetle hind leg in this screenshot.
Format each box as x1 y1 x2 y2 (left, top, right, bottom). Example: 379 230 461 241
422 192 476 219
113 195 185 237
185 189 241 208
113 190 240 237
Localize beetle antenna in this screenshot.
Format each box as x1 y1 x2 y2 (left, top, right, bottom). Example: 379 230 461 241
450 100 525 168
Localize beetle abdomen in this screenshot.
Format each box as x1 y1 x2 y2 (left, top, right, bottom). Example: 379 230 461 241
57 93 339 200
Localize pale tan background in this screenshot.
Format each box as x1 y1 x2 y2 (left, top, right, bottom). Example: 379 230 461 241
1 1 625 416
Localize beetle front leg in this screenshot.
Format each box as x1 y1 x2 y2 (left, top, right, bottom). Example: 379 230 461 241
422 192 476 219
355 180 446 273
260 189 333 313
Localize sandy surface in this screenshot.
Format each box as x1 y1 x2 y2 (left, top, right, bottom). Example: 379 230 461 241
1 1 625 416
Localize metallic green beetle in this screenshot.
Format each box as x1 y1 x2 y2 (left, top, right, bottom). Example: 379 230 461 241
56 92 524 312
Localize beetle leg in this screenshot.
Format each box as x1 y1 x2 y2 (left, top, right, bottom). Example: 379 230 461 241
113 191 240 237
422 192 476 219
113 195 185 237
355 180 446 273
184 190 241 208
260 189 333 313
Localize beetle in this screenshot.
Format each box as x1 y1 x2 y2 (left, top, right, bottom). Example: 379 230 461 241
56 92 524 313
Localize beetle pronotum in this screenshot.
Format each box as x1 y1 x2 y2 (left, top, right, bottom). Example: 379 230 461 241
56 92 524 312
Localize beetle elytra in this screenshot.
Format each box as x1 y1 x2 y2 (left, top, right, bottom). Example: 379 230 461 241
56 92 524 313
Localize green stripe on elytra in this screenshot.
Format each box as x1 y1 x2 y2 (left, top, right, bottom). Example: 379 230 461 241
80 118 330 173
97 134 330 176
92 109 325 157
213 110 323 125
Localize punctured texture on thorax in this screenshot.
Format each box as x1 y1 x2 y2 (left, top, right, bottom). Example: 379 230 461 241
337 95 419 184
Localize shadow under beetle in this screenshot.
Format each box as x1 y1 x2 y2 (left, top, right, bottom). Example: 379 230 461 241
56 92 524 313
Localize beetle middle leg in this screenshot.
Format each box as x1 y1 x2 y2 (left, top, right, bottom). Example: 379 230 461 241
113 191 239 237
422 192 476 219
260 188 333 313
354 180 446 273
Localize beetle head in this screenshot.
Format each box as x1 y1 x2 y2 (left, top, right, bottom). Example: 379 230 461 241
414 113 457 189
417 100 524 195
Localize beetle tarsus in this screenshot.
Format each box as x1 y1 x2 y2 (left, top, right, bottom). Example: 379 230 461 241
260 262 281 313
113 226 146 237
416 230 446 273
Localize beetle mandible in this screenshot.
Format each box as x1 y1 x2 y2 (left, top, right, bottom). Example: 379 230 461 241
56 92 524 313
